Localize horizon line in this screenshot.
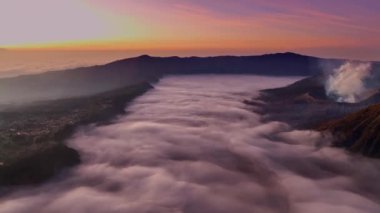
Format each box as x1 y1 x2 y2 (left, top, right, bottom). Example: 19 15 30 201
3 48 375 62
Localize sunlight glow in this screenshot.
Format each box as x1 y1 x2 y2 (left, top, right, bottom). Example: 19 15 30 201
1 0 379 60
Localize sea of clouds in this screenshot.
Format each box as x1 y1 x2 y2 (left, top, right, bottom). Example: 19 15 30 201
1 75 380 213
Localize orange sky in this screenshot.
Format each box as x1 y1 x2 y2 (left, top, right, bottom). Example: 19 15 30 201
1 0 380 60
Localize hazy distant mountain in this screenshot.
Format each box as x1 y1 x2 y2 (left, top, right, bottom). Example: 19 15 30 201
0 52 342 104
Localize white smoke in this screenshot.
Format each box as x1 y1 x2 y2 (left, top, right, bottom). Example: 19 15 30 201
1 75 380 213
325 62 373 103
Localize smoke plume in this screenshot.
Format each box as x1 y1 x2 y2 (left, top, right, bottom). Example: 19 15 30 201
325 61 374 103
1 75 380 213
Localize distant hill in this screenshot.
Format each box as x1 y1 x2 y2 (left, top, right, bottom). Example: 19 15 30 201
0 52 341 104
107 52 326 76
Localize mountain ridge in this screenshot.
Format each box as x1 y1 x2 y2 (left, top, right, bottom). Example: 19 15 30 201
0 53 342 104
0 52 343 105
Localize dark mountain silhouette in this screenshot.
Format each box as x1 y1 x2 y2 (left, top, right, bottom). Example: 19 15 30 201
0 52 342 104
260 75 328 101
108 52 326 76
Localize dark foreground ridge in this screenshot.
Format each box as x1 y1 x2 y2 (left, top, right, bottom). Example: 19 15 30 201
0 82 152 186
318 104 380 158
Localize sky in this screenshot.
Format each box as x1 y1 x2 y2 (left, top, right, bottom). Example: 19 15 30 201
1 0 380 60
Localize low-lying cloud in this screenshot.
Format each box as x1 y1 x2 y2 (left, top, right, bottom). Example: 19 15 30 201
1 75 380 213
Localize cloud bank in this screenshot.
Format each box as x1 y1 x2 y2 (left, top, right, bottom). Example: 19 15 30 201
1 75 380 213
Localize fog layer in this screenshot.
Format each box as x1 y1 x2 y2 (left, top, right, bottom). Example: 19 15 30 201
1 75 380 213
0 51 136 78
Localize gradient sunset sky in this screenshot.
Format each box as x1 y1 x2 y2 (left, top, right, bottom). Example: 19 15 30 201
1 0 380 60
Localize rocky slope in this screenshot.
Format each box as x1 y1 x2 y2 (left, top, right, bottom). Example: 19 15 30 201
318 104 380 158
